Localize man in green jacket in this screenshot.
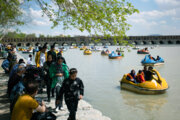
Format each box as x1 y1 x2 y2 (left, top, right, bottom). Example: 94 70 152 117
49 56 69 111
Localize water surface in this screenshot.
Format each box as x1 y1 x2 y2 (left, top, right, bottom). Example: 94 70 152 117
19 46 180 120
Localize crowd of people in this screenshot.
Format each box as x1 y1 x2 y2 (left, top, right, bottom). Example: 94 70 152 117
126 66 154 83
1 44 84 120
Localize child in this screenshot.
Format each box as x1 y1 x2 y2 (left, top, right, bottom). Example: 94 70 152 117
27 54 32 65
56 68 84 120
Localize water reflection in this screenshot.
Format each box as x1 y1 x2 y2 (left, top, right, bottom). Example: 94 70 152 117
120 90 168 112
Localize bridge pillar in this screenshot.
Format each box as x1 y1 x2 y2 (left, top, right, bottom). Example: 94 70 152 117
23 43 26 47
31 43 35 47
151 41 157 45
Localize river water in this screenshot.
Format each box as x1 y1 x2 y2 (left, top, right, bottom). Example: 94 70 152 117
19 46 180 120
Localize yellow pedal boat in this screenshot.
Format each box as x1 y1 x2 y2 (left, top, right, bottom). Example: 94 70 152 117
80 46 86 50
84 49 92 55
120 69 168 94
80 48 84 50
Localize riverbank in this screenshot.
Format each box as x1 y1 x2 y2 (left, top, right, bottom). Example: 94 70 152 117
0 54 111 120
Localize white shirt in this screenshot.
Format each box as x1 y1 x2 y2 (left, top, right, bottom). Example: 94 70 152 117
27 57 33 65
40 53 46 67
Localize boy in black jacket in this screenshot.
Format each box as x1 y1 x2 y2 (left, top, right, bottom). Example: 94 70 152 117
57 68 84 120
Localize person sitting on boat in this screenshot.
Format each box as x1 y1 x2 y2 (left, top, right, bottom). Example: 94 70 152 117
136 70 146 83
116 48 120 52
126 70 136 82
145 47 148 51
148 55 155 60
118 52 121 55
141 49 145 52
143 66 148 80
156 55 161 61
145 66 155 81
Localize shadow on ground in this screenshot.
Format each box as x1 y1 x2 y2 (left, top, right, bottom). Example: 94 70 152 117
0 72 10 120
0 113 10 120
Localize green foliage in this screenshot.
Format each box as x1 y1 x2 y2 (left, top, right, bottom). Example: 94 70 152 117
47 35 52 38
0 0 24 37
94 39 101 43
4 32 37 38
0 0 139 44
26 33 36 38
4 32 26 38
36 0 139 43
39 34 45 38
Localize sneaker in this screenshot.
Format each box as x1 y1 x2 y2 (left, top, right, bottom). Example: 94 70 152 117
55 107 59 112
59 107 65 111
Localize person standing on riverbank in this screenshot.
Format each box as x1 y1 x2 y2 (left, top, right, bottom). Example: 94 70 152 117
43 54 53 102
57 68 84 120
27 54 33 65
1 56 11 74
33 48 36 56
57 49 67 64
35 45 47 68
47 45 57 62
49 56 69 111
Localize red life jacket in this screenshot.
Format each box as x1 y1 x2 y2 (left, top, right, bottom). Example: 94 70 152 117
137 73 145 83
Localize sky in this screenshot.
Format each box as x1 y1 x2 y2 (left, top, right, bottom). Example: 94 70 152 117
16 0 180 36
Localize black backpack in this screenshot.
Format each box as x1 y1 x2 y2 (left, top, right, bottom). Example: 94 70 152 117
31 112 56 120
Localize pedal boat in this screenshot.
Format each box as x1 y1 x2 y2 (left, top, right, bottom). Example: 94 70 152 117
120 69 168 94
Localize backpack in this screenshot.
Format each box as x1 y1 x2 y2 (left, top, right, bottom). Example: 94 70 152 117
31 112 56 120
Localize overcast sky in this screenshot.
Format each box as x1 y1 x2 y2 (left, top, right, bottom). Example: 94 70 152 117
17 0 180 36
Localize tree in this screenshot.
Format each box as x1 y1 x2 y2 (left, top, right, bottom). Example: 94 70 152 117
26 33 36 38
39 34 45 38
59 34 64 37
47 35 52 38
0 0 24 40
4 32 26 38
35 0 139 43
17 33 26 38
1 0 139 44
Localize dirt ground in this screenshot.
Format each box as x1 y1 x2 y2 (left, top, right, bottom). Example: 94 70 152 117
0 59 10 120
